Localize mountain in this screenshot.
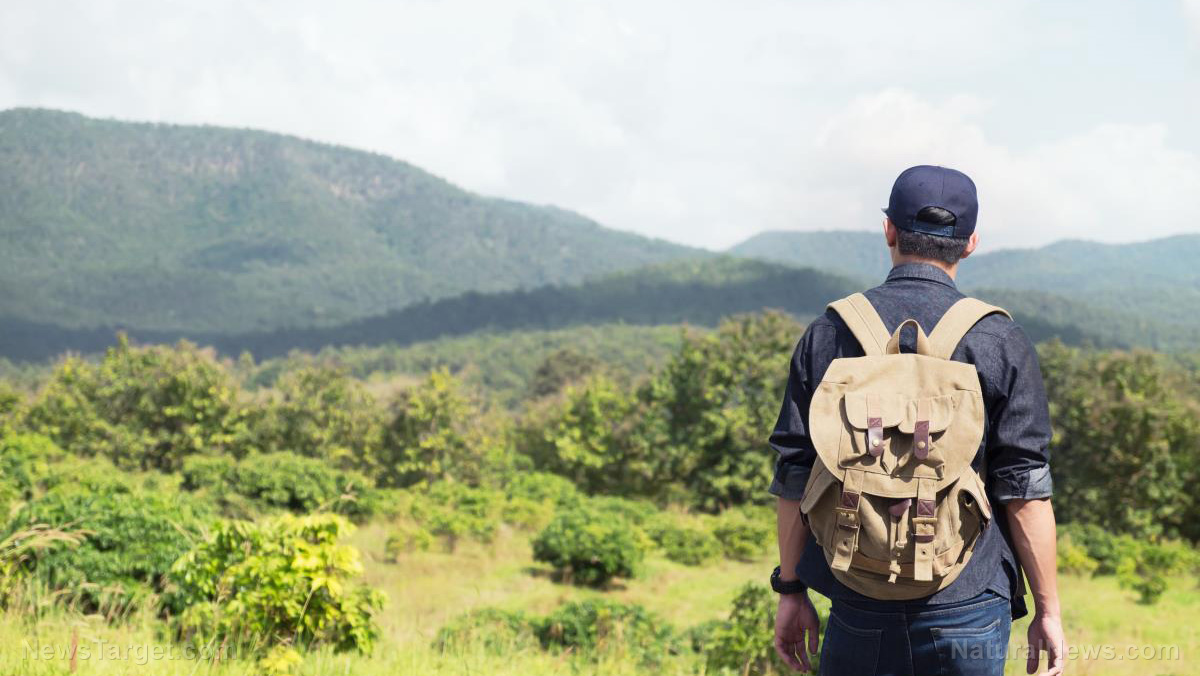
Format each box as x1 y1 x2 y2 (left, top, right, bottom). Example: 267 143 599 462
727 230 1200 337
728 230 891 280
3 257 1151 362
0 108 700 332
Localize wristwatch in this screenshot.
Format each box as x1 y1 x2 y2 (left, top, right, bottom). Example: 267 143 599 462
770 565 808 595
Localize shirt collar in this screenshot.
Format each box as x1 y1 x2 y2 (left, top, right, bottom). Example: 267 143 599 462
885 262 958 289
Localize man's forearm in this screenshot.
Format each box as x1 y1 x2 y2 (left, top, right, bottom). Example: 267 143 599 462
1005 497 1061 616
777 497 810 581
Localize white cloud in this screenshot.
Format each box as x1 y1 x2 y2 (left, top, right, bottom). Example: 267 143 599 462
1185 0 1200 36
798 89 1200 250
0 0 1195 250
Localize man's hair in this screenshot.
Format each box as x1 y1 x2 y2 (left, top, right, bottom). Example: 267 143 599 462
895 207 970 264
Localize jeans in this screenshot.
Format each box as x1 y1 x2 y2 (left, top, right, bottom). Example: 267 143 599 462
819 590 1012 676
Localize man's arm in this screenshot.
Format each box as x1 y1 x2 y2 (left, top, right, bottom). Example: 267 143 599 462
774 498 820 672
1006 498 1065 676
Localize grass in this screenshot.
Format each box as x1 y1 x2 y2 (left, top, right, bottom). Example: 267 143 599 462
0 523 1195 675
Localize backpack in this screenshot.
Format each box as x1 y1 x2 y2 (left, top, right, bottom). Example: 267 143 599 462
799 292 1010 600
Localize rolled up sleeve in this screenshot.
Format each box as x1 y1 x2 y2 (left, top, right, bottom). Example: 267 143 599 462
768 326 823 501
982 324 1054 503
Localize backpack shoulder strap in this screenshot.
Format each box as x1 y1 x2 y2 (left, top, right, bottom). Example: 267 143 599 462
827 293 891 357
927 298 1013 360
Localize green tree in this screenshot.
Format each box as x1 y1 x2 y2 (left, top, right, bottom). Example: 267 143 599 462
24 337 251 471
262 365 385 475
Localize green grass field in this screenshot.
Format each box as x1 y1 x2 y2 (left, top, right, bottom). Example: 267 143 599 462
0 522 1194 675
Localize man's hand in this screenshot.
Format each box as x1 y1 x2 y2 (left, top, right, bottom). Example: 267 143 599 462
1025 611 1066 676
774 592 820 672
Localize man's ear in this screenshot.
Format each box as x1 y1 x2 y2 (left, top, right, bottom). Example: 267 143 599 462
961 232 979 259
884 218 898 248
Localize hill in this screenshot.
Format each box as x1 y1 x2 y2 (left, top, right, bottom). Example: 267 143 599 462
4 257 1153 362
727 230 1200 338
0 108 700 332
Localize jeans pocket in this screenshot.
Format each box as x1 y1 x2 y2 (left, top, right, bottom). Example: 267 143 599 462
819 611 882 676
931 613 1011 676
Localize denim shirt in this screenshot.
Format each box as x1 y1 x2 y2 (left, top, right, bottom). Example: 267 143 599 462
768 263 1054 619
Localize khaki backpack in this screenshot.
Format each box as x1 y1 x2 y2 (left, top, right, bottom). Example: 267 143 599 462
800 293 1010 600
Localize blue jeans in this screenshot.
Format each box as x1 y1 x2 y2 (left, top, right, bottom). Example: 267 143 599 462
819 590 1012 676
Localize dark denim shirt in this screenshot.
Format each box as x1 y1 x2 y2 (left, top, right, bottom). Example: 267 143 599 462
768 263 1053 619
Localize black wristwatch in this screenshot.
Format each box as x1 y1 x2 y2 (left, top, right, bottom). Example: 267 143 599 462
770 565 808 595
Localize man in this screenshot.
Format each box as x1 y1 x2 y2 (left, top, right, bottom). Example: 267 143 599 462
768 165 1066 676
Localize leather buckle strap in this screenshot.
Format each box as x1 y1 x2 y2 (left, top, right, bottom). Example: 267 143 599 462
831 470 865 572
912 477 938 581
866 393 884 457
913 397 931 460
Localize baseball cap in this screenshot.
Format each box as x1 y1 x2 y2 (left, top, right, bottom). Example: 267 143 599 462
882 165 978 238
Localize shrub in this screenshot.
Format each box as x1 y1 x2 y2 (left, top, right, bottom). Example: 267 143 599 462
182 452 379 520
24 340 253 472
410 483 504 551
1056 533 1099 576
504 471 581 508
165 514 384 655
535 599 678 665
261 365 385 476
531 507 643 586
646 516 722 566
433 608 538 654
703 583 809 675
500 496 554 531
589 495 658 526
711 511 772 561
384 523 434 562
7 481 212 613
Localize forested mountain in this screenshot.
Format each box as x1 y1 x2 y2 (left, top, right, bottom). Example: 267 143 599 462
6 257 1175 362
728 230 890 280
0 108 699 332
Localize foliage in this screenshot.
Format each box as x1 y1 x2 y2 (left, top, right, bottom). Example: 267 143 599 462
633 312 799 510
503 471 582 508
433 608 539 654
1041 343 1200 540
535 599 678 666
383 524 434 562
165 514 384 655
645 515 722 566
23 338 252 471
0 108 693 340
1056 534 1099 577
531 507 644 586
181 451 379 520
409 482 505 551
529 348 603 398
260 365 385 475
380 368 506 488
710 511 774 561
703 583 805 675
6 481 212 613
0 524 86 610
521 375 641 494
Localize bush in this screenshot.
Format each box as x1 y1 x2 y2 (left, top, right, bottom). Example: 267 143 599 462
384 523 434 562
711 511 772 561
1056 534 1099 576
182 452 379 520
504 471 581 508
7 481 212 613
535 599 678 666
703 583 809 675
531 507 643 586
433 608 538 654
410 482 504 551
646 516 722 566
589 495 659 526
24 340 253 472
165 514 384 655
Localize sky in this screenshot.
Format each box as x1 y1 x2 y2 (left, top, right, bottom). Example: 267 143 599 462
2 0 1198 251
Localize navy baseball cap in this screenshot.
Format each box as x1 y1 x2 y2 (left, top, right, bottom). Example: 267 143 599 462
882 165 978 238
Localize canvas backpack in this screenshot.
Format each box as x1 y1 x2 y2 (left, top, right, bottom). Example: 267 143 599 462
800 292 1010 601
